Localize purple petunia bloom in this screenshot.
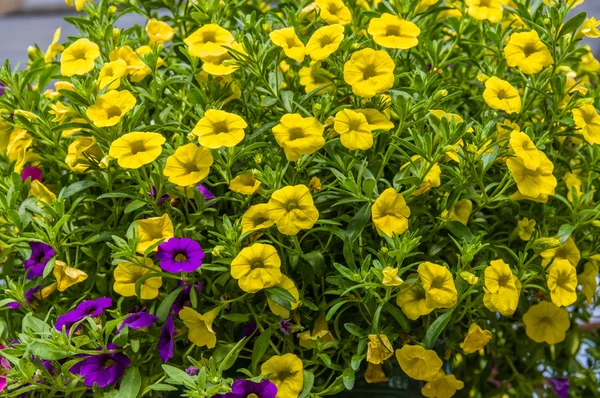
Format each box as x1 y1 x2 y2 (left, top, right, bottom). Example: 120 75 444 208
117 312 158 332
25 286 42 303
70 343 130 387
549 377 570 398
21 166 43 182
186 366 199 376
0 82 4 96
24 242 55 280
55 297 112 333
6 302 19 309
279 319 292 335
148 186 170 205
158 316 174 363
213 379 278 398
156 237 205 273
197 184 215 204
171 281 205 315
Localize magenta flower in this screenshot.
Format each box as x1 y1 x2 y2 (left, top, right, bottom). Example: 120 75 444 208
548 377 570 398
279 319 292 335
158 316 174 362
21 166 43 182
156 237 205 273
0 346 9 393
24 242 55 279
117 312 158 332
213 379 278 398
55 297 112 333
70 344 130 387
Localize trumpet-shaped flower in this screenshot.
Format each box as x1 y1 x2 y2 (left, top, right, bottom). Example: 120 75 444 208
522 301 570 344
192 110 247 149
371 188 410 237
164 144 214 186
109 132 165 169
231 243 282 293
272 113 325 161
344 48 395 98
267 185 319 235
367 13 420 49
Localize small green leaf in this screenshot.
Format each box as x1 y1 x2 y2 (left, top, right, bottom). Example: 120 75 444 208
559 12 586 38
156 286 185 321
424 310 453 349
119 366 141 398
251 328 272 373
298 370 314 398
557 224 575 244
59 180 97 199
343 367 355 390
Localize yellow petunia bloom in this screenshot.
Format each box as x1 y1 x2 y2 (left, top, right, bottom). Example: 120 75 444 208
522 301 570 344
231 243 282 293
334 109 373 150
65 136 104 173
395 345 442 381
396 281 434 320
7 129 39 173
164 143 214 186
371 188 410 237
367 334 394 364
355 109 394 131
382 267 403 286
53 260 88 292
184 24 235 58
86 90 136 127
113 258 163 300
309 176 322 191
466 0 502 23
179 307 219 348
506 155 557 200
269 28 305 63
191 110 247 149
577 17 600 38
49 102 75 123
344 48 395 98
483 259 520 316
229 173 261 195
365 363 389 384
483 77 521 114
135 214 174 254
503 31 553 74
261 354 304 398
267 275 299 318
414 163 441 196
298 313 334 348
272 113 325 161
497 119 520 139
98 60 128 90
299 62 335 95
145 18 175 45
367 13 420 49
515 217 536 241
306 24 344 61
572 104 600 145
460 271 479 285
547 259 578 307
267 185 319 235
44 28 64 63
29 180 57 204
509 131 546 170
578 260 598 303
418 262 457 309
65 0 89 11
563 172 583 203
315 0 352 25
540 237 580 267
422 373 465 398
461 324 492 354
200 42 245 76
60 38 100 77
241 204 275 234
441 199 472 226
108 132 165 169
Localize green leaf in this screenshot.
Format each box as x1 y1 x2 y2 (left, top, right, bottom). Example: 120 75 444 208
119 366 141 398
557 224 575 244
264 286 296 311
345 204 372 243
344 323 366 337
445 221 474 243
343 367 355 390
124 200 147 214
559 12 586 38
298 370 314 398
383 302 410 332
162 364 196 389
28 342 72 360
156 286 185 321
59 181 97 199
424 310 453 349
251 328 272 373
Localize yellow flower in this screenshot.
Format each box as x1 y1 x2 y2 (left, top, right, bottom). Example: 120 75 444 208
418 262 457 309
261 354 304 398
231 243 282 293
355 109 394 131
509 131 546 170
396 281 434 320
315 0 352 25
191 110 247 149
572 104 600 145
497 119 520 139
461 324 492 354
503 31 553 74
267 275 299 318
414 163 441 196
371 188 410 237
267 185 319 235
522 301 570 344
298 313 334 348
344 48 395 98
109 45 155 82
272 113 325 161
578 260 598 303
563 172 582 203
460 271 479 285
200 42 245 76
515 217 536 241
86 90 136 127
65 0 89 11
365 363 389 384
146 18 175 44
98 60 128 90
241 204 275 234
577 17 600 38
29 180 57 204
49 102 76 123
113 258 163 300
367 334 394 364
483 77 521 114
395 345 442 381
466 0 502 23
184 24 234 58
540 237 580 267
299 62 335 95
422 373 464 398
44 28 64 63
179 307 219 348
382 267 403 286
164 143 214 186
367 13 420 49
483 259 519 316
547 259 578 307
506 155 557 200
309 176 323 191
306 24 344 61
108 132 165 169
33 283 57 302
135 214 174 254
7 129 39 173
269 28 305 63
229 173 261 195
60 38 100 77
441 199 472 225
334 109 373 150
65 136 104 173
53 260 88 292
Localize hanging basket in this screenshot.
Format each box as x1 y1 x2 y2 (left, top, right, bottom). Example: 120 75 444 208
0 0 23 16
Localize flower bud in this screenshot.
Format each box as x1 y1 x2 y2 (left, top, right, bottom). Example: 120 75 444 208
112 28 120 41
434 89 448 99
108 6 117 15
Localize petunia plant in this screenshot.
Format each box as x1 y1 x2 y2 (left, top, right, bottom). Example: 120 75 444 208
0 0 600 397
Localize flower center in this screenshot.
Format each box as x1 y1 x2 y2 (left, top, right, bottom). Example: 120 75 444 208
84 306 98 316
497 274 512 287
286 202 298 211
386 25 401 37
72 48 88 60
276 370 293 381
286 37 298 48
253 216 269 226
348 119 363 132
288 127 305 140
496 89 509 100
103 358 116 368
129 140 147 154
362 64 379 80
539 316 552 325
581 111 596 125
523 43 537 57
248 395 259 398
175 252 188 262
328 3 342 14
182 161 200 174
430 277 446 290
202 31 216 43
105 106 123 119
250 260 264 269
212 121 229 134
479 0 492 7
319 36 335 47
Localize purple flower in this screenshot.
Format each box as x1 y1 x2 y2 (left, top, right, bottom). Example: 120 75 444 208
549 377 570 398
6 302 19 309
279 319 292 335
197 184 215 203
156 237 205 273
117 312 158 332
0 82 4 96
186 366 199 376
24 242 55 280
70 344 130 387
148 186 169 205
241 321 257 338
55 297 112 333
158 316 174 363
25 286 41 303
213 379 278 398
171 281 205 315
21 166 42 182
